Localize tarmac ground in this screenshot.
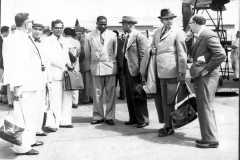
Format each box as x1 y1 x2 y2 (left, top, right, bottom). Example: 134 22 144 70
0 75 239 160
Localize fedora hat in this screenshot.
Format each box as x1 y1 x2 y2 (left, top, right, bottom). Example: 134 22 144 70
158 9 177 19
119 16 137 24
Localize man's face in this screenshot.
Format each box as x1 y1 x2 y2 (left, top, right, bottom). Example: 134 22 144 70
52 23 64 37
236 32 240 38
161 17 173 29
76 32 84 39
3 30 9 37
188 18 196 33
32 27 43 39
121 23 129 33
96 19 107 33
25 18 33 33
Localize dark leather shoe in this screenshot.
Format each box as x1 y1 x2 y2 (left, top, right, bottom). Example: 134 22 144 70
91 119 104 125
118 97 125 100
125 120 138 125
36 132 47 136
48 128 57 132
233 78 239 81
17 149 39 155
72 104 78 109
195 139 219 144
105 119 114 125
31 141 43 147
196 141 219 148
158 128 174 137
137 122 149 128
60 124 74 128
158 127 166 133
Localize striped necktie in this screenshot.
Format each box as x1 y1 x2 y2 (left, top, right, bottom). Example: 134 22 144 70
57 37 63 49
160 28 167 39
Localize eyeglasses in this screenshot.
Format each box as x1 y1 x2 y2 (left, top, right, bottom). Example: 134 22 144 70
162 18 173 21
26 20 34 24
189 21 195 25
54 27 63 30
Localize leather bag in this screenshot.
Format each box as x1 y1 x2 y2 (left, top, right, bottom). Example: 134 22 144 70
170 82 198 129
63 50 84 91
133 83 148 100
0 100 25 146
63 70 84 90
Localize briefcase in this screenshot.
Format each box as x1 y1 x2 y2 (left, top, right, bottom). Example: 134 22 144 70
63 70 84 91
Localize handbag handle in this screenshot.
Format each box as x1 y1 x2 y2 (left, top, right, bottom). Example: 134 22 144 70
174 81 192 105
71 48 81 70
46 86 51 110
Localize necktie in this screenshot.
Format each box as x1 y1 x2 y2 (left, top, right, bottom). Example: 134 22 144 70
34 38 41 43
57 37 63 49
100 33 104 45
123 35 129 55
160 28 167 39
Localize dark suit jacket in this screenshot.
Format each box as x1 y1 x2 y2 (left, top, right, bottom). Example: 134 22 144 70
0 36 3 69
190 28 226 78
123 30 149 76
116 38 124 69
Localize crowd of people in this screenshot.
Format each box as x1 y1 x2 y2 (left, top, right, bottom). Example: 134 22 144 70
0 8 227 155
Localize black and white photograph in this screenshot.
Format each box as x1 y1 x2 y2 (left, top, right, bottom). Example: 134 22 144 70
0 0 239 159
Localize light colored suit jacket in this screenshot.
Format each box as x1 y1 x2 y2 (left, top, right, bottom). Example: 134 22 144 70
124 30 149 77
190 28 226 78
2 30 43 91
44 35 71 81
79 34 90 73
84 29 117 76
152 26 187 78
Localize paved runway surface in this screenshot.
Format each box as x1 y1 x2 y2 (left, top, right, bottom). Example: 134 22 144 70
0 79 238 160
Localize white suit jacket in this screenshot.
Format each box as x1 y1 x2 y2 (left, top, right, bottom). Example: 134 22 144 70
152 26 187 78
2 30 43 91
43 35 71 81
84 29 117 76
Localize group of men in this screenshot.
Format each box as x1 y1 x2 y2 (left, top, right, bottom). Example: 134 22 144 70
0 8 227 155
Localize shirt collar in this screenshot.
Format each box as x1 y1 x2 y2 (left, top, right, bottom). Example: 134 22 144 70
196 26 206 37
97 29 106 35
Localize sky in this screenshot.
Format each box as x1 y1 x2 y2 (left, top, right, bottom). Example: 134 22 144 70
1 0 239 33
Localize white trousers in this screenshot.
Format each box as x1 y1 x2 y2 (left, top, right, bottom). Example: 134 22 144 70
50 80 72 128
12 90 41 153
72 90 79 105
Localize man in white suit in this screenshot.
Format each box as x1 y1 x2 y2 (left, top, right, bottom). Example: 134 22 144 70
151 9 187 137
3 13 43 155
85 16 117 125
44 19 73 130
30 23 51 137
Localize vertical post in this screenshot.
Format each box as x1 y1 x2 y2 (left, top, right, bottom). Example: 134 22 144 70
0 0 1 27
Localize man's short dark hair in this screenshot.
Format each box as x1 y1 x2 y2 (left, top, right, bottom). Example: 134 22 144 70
51 19 64 28
1 26 9 34
113 30 119 37
15 13 29 27
192 15 206 25
97 16 107 22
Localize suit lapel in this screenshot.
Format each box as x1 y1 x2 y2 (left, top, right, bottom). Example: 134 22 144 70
126 31 137 50
154 29 162 47
91 30 103 52
161 28 173 40
192 32 204 58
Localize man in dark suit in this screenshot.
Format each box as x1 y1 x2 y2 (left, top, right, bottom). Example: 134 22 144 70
0 26 10 104
120 16 149 128
113 30 125 100
189 14 226 148
0 26 10 75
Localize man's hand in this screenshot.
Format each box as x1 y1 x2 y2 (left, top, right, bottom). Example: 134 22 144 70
13 86 22 101
66 63 73 71
201 69 209 76
46 82 51 90
178 73 186 82
151 45 157 55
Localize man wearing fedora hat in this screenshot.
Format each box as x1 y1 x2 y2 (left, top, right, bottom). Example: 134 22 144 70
84 16 117 125
151 9 187 136
120 16 150 128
